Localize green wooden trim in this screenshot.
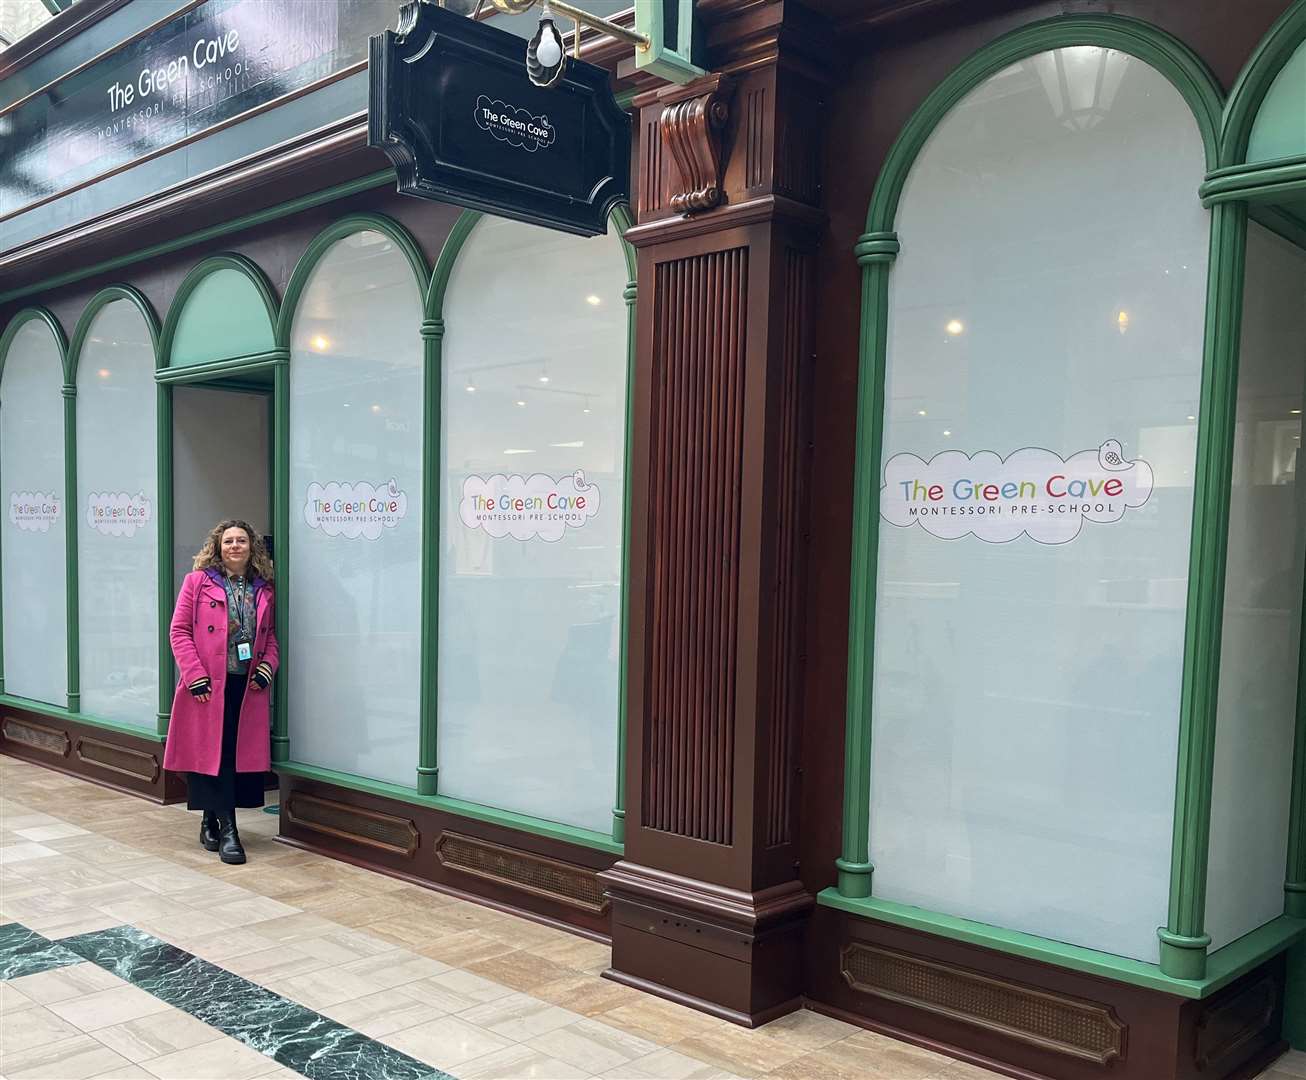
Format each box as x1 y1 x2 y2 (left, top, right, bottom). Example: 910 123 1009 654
1220 0 1306 168
1201 153 1306 206
274 760 623 855
0 309 70 698
417 315 442 797
1162 201 1249 981
1289 501 1306 916
158 254 280 370
271 362 289 764
154 351 289 385
817 890 1306 1001
863 15 1223 236
0 693 165 742
65 286 161 718
1287 939 1306 1048
156 382 172 739
274 214 430 772
0 171 396 308
424 210 482 321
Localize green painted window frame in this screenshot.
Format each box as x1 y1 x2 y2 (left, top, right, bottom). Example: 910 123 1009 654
0 307 68 707
823 11 1306 990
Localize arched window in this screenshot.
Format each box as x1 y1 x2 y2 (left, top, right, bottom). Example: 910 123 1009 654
75 294 159 728
286 223 426 788
436 214 630 834
1 312 68 708
864 45 1210 962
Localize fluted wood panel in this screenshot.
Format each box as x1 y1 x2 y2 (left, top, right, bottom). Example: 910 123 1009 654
641 117 664 215
644 247 749 846
765 249 810 848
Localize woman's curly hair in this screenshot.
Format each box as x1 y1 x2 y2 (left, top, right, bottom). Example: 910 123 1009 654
192 519 274 581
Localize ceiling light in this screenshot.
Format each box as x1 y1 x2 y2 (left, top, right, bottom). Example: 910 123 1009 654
97 368 110 378
945 319 964 336
917 409 927 417
550 440 584 448
538 374 550 383
370 404 382 413
1187 415 1196 421
503 448 535 455
465 382 476 393
309 334 330 352
1292 409 1302 415
1116 310 1129 334
586 295 601 306
516 399 526 408
943 430 952 437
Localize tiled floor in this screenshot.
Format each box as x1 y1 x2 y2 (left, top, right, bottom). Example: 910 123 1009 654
0 757 1300 1080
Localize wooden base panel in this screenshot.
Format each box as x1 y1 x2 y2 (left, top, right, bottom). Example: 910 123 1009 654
805 904 1289 1080
0 705 185 804
274 771 617 939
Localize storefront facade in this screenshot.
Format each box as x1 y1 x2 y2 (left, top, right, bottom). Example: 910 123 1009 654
1 1 1304 1078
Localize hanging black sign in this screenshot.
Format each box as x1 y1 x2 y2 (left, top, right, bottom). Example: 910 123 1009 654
368 1 630 237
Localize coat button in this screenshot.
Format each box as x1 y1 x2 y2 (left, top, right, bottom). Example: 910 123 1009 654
210 601 216 608
207 625 214 632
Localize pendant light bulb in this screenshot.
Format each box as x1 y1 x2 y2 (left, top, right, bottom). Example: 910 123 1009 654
527 8 566 87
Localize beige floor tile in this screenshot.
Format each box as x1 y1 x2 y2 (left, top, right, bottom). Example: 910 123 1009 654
408 930 518 968
0 1004 85 1053
465 949 579 993
214 944 333 984
127 868 218 896
3 1032 132 1079
0 843 60 865
9 963 124 1005
24 909 126 940
235 911 336 944
602 998 728 1045
320 988 449 1038
931 1062 1005 1079
765 1036 953 1080
293 927 402 965
0 893 81 922
1272 1051 1306 1078
264 963 380 1010
88 1064 157 1079
47 985 172 1033
137 1035 278 1080
670 1027 807 1079
0 814 61 830
754 1008 861 1053
529 1017 661 1072
460 992 585 1042
93 896 197 927
395 972 516 1015
200 896 301 928
89 1009 224 1063
160 882 259 909
456 1043 591 1079
13 824 89 843
532 974 645 1017
527 934 612 973
600 1047 744 1080
381 1014 516 1069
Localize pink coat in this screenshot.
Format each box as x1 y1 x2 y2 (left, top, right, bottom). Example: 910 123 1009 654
162 569 279 776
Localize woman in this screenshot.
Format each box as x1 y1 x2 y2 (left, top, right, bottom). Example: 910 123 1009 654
162 520 279 864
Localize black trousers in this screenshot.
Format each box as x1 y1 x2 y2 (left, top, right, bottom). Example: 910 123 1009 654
186 675 265 813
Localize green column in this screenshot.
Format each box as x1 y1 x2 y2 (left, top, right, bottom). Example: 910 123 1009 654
1287 585 1306 916
271 361 290 763
63 383 80 713
156 382 173 739
613 279 638 845
1160 201 1248 981
417 319 442 796
836 232 899 899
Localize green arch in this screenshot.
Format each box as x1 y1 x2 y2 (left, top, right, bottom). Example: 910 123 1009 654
1220 0 1306 168
277 213 430 347
863 14 1223 238
67 285 161 382
160 254 279 369
0 308 67 387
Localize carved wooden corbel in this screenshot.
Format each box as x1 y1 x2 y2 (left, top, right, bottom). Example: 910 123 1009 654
658 74 734 214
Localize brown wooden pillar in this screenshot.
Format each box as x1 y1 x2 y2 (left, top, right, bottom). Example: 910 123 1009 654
600 2 829 1027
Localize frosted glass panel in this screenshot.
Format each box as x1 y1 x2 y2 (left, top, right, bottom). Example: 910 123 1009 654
2 319 68 706
77 301 158 727
867 49 1209 962
1205 224 1306 950
1248 39 1306 164
438 216 628 834
171 270 275 367
288 231 423 787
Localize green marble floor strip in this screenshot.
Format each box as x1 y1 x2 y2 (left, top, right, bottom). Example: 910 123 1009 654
4 923 457 1080
0 921 85 980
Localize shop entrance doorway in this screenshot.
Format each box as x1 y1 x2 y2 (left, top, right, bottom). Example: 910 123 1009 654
171 383 272 592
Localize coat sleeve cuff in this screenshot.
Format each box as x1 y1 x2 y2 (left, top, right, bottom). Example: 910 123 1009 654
187 678 211 697
252 663 273 689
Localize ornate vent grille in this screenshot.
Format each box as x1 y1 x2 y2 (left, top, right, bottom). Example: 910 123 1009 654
2 716 69 757
435 832 608 914
841 942 1125 1065
76 737 158 781
284 793 418 857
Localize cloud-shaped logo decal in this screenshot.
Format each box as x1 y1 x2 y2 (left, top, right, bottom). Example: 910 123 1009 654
9 492 60 533
304 479 408 541
86 492 152 537
880 440 1154 545
460 470 599 542
474 95 556 153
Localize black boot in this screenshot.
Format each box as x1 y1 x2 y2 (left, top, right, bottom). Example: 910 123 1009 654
216 813 246 865
199 811 219 852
